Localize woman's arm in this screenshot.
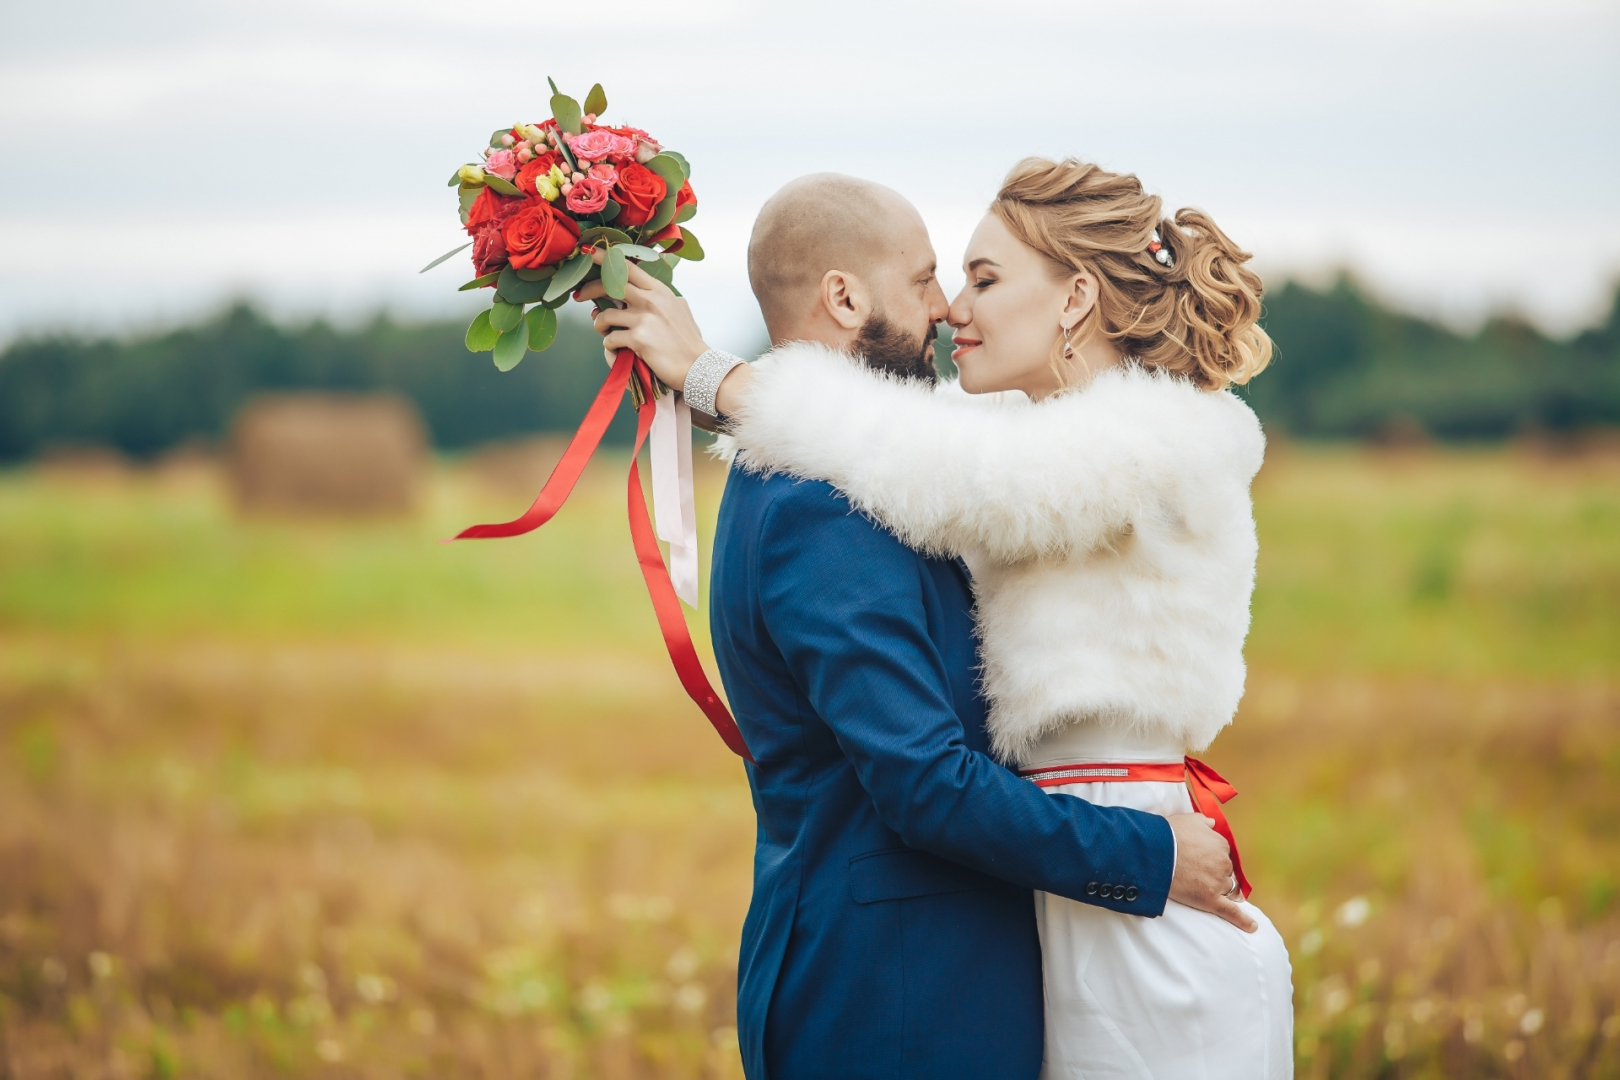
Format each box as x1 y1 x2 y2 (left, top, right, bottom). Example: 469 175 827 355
728 343 1261 564
577 259 755 416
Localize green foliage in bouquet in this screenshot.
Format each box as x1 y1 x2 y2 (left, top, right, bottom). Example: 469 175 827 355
421 81 702 372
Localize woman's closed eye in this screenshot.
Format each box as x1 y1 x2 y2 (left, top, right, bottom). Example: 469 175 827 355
973 277 996 290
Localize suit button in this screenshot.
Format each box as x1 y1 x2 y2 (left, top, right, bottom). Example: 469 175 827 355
1113 885 1127 900
1086 882 1099 896
1125 887 1138 901
1100 883 1112 897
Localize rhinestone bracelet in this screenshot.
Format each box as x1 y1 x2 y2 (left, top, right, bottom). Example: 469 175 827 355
682 348 746 418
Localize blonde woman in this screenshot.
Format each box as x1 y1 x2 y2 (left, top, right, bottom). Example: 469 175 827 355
593 159 1293 1078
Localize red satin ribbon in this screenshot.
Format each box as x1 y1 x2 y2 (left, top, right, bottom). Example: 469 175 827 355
1019 756 1251 899
450 349 753 762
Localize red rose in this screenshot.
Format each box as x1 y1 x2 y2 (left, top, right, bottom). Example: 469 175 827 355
464 186 518 233
612 162 667 227
647 221 683 252
514 152 562 197
471 221 508 277
468 194 524 275
503 199 581 269
675 179 696 214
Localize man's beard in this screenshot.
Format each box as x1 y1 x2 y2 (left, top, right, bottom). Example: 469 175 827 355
852 310 939 386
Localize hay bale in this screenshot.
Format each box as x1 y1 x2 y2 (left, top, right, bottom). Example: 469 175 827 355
229 394 425 515
461 436 571 496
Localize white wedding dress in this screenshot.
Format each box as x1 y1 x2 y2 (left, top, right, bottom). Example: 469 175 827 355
1028 726 1292 1078
724 343 1295 1078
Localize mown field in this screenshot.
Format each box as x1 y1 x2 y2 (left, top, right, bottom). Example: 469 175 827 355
1 444 1617 1079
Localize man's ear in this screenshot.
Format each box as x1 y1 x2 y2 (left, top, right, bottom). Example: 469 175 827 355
820 269 869 332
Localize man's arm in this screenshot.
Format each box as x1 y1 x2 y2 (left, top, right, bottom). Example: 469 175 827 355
757 486 1174 915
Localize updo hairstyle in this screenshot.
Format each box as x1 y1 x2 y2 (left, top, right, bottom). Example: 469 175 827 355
991 157 1271 390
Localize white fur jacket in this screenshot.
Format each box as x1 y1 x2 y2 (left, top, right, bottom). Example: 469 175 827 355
722 342 1266 765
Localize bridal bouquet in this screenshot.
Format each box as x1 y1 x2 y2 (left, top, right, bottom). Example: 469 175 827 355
422 80 703 372
421 82 748 763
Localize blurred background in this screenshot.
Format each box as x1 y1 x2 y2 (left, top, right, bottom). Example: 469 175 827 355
1 1 1617 1077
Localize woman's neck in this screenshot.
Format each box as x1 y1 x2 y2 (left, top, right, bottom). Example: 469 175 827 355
1024 337 1125 401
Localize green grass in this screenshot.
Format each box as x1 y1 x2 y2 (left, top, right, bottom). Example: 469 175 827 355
0 446 1617 1079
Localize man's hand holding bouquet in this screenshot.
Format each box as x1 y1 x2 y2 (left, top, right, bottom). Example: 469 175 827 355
422 81 747 761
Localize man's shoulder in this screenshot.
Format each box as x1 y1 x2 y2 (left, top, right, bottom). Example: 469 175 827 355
723 468 925 571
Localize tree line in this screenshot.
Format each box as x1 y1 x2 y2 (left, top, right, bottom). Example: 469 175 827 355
1 277 1616 463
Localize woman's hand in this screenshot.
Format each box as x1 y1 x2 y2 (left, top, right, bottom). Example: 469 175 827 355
576 255 709 391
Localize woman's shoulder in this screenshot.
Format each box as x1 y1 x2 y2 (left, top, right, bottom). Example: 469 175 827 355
1066 365 1265 480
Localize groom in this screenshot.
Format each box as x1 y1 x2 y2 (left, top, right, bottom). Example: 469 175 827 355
584 176 1243 1079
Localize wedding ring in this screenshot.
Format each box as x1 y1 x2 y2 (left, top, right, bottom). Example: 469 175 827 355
1225 875 1240 897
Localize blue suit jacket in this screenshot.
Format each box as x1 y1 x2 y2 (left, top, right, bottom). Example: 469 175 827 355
710 468 1176 1080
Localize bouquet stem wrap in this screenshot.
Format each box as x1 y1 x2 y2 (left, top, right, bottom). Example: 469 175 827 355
449 350 752 762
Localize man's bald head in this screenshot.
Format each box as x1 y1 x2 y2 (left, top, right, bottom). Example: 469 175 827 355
748 174 923 339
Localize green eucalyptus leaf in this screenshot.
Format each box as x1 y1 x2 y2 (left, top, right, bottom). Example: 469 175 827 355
618 244 662 262
602 245 629 300
669 227 705 262
578 226 634 247
640 256 674 287
458 271 501 291
542 291 570 310
447 169 463 187
490 128 511 148
675 201 697 224
458 185 481 225
583 83 608 118
489 300 526 332
599 200 621 223
496 266 549 304
465 309 499 352
547 76 560 95
643 191 679 234
492 327 529 371
646 154 685 192
484 175 521 196
514 265 557 281
525 305 558 352
550 93 582 135
543 252 593 302
419 241 472 274
661 151 690 180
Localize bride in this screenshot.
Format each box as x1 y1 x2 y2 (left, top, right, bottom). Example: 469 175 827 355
594 157 1293 1078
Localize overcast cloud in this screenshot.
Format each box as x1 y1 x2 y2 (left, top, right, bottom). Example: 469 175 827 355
1 0 1616 350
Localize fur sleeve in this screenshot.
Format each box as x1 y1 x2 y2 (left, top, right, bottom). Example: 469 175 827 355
725 342 1265 563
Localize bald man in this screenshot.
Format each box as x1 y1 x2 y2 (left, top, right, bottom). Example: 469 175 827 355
586 177 1197 1080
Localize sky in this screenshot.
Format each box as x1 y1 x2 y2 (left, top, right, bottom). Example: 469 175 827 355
2 0 1617 353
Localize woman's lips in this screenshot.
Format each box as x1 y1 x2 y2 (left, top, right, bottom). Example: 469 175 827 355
951 338 981 362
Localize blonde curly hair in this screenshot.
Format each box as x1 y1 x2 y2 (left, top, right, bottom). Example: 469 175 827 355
991 157 1271 390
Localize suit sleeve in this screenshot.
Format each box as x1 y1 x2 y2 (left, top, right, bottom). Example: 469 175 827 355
757 485 1175 915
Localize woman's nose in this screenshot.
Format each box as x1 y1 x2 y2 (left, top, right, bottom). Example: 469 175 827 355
947 293 971 328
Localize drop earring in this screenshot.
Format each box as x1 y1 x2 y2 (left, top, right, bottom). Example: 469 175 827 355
1061 323 1077 361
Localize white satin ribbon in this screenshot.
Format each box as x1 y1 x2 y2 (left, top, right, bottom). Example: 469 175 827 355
650 388 700 607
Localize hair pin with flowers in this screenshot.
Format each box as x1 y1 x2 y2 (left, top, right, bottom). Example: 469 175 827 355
1146 229 1174 269
419 78 700 373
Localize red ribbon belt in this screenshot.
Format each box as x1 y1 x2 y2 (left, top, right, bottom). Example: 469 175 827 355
449 349 753 762
1018 757 1250 899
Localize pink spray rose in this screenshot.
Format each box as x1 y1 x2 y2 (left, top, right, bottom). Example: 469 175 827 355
564 175 611 215
587 162 618 185
568 129 637 163
484 149 519 180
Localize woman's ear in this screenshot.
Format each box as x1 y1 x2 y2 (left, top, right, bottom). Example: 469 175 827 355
821 269 869 332
1060 271 1100 333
